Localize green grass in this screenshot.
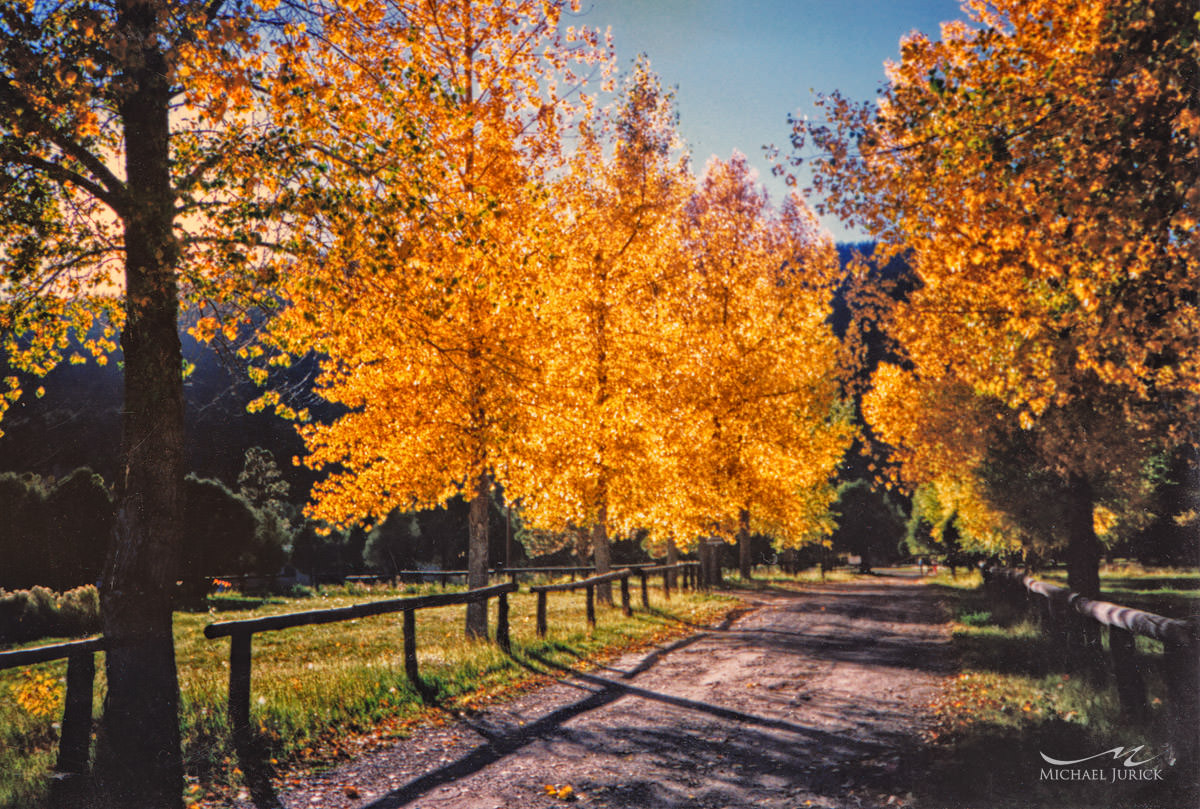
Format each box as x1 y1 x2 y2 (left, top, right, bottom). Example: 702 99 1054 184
1038 562 1200 621
0 581 736 808
721 566 863 589
915 574 1198 809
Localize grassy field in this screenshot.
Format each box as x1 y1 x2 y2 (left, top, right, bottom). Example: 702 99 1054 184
914 566 1198 809
0 580 736 808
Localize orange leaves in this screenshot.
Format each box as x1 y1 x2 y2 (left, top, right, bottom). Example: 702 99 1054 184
655 154 853 548
796 0 1198 547
260 2 611 531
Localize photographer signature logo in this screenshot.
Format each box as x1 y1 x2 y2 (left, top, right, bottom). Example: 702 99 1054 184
1039 745 1175 783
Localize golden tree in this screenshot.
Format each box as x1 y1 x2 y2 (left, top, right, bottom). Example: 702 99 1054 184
0 1 322 803
791 0 1198 597
667 154 853 579
262 0 610 636
506 59 692 602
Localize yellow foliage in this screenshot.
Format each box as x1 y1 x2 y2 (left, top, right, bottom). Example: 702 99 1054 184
12 669 63 719
795 0 1197 554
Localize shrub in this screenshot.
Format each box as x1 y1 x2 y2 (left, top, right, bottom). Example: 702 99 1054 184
0 469 112 592
0 585 101 645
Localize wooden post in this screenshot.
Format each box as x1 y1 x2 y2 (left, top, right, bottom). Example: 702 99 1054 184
1108 626 1147 722
497 593 511 653
403 609 419 683
620 575 632 617
229 632 252 745
56 650 95 774
585 584 595 628
639 571 649 608
662 568 671 600
536 591 548 638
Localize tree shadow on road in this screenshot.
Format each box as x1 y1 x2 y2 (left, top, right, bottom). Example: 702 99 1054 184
357 583 949 809
359 645 930 808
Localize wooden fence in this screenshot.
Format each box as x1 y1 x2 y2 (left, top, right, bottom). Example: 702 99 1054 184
2 562 705 789
0 637 105 777
984 567 1199 762
529 562 700 637
203 582 517 751
356 563 677 588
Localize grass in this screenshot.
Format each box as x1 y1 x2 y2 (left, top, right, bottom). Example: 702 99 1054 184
1039 562 1200 621
0 580 736 808
721 566 864 589
914 567 1199 809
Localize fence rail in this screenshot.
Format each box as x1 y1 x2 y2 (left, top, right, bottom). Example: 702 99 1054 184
204 582 517 759
984 567 1199 762
528 562 701 637
0 637 105 776
357 564 674 587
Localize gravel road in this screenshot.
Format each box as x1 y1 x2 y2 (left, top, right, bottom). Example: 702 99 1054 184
242 575 953 809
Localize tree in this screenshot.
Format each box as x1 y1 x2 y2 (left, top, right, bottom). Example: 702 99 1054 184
262 0 610 637
790 0 1199 598
44 466 114 590
0 0 345 801
0 472 51 590
237 446 289 514
829 478 906 572
665 154 853 578
179 474 279 586
508 58 691 604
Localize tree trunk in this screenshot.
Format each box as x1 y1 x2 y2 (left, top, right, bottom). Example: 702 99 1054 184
738 508 752 580
97 7 185 806
465 472 490 639
592 503 613 606
1063 473 1104 673
666 540 679 589
1064 474 1101 599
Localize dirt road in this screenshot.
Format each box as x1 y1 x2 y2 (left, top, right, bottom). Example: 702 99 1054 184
254 576 953 809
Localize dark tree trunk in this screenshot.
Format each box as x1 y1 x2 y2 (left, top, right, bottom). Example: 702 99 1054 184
738 508 752 580
592 503 613 606
1064 474 1101 599
1063 473 1104 672
666 540 679 589
96 5 185 807
465 472 489 639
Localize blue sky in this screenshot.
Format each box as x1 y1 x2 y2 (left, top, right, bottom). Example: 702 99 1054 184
569 0 966 243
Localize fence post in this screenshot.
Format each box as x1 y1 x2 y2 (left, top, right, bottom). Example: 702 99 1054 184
229 632 253 747
497 593 510 653
56 650 95 775
662 568 671 600
536 591 548 638
586 584 595 628
1108 626 1148 722
620 575 632 617
403 609 419 683
639 571 649 608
